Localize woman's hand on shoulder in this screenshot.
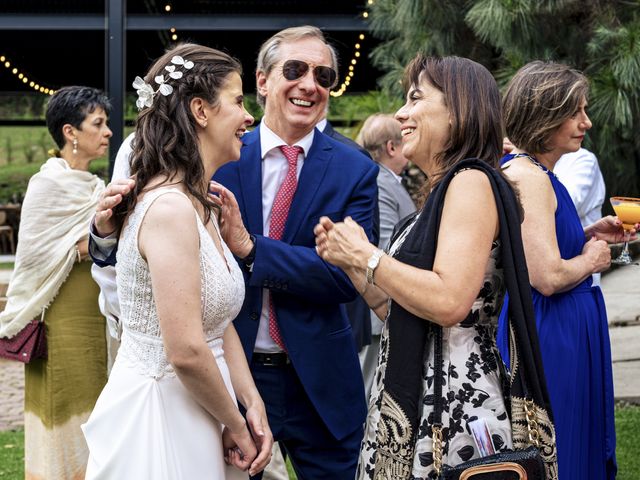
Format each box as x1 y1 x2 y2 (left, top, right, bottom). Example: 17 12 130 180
94 177 136 237
209 181 253 258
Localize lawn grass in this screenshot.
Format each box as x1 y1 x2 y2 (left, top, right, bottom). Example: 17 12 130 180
0 428 24 480
0 405 638 479
616 404 640 480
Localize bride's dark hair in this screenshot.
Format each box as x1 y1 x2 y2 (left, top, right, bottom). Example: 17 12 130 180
114 43 242 229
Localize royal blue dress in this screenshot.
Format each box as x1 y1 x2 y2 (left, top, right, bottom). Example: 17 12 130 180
497 154 617 480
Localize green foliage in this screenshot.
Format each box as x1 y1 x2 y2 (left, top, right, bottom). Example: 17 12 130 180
367 0 640 197
328 90 404 139
0 93 47 120
0 126 110 203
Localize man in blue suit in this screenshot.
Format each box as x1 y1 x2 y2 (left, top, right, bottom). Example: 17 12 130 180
213 26 377 479
89 26 376 478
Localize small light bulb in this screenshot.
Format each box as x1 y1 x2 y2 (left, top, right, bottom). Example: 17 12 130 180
172 34 178 41
359 34 365 40
351 59 357 65
349 65 354 71
4 61 10 68
170 27 176 33
0 56 5 62
18 73 23 79
363 12 369 18
34 84 39 90
355 43 360 49
165 4 171 12
29 81 34 87
22 77 27 83
355 52 361 58
12 68 18 74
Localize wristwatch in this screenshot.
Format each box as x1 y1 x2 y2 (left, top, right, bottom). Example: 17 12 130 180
240 234 257 268
366 248 385 285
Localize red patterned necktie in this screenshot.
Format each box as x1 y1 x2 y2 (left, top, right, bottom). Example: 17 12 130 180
268 145 303 351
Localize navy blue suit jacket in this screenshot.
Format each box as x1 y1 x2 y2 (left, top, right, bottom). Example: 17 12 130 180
323 121 377 351
214 127 377 440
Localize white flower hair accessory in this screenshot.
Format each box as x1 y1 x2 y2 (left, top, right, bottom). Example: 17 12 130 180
133 55 195 110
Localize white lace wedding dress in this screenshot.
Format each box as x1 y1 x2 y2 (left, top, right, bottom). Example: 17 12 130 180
82 188 246 479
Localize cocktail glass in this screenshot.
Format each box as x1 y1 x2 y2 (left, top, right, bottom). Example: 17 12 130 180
610 196 640 265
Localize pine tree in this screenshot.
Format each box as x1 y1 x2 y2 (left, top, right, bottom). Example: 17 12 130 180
368 0 640 198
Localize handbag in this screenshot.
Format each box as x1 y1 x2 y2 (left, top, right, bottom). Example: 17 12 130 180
431 327 546 480
0 318 47 363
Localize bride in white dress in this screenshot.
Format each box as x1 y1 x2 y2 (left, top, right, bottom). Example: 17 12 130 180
82 44 273 479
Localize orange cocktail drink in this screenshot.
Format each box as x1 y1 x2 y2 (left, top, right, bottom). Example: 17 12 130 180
610 196 640 265
611 197 640 230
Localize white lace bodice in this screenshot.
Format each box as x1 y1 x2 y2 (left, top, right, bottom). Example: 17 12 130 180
115 188 245 378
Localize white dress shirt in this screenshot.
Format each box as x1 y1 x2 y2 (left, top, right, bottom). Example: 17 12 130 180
553 148 606 286
254 122 314 352
554 148 605 228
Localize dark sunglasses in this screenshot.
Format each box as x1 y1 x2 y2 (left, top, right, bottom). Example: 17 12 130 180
281 60 337 89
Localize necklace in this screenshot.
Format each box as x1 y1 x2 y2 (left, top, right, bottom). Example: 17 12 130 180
508 153 554 176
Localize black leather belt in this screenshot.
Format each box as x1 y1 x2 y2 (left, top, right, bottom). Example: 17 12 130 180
252 352 290 367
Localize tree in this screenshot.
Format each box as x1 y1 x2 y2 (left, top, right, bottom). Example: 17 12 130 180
367 0 640 199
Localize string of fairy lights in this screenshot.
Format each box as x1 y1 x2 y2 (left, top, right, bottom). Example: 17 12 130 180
0 54 55 95
1 0 373 97
330 0 373 97
165 3 179 42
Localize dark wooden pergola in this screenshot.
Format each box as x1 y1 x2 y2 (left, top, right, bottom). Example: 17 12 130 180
0 0 369 173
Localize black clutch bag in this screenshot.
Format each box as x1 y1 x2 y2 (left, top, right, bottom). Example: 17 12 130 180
439 446 544 480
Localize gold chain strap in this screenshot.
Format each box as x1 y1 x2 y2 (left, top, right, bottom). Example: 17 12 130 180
524 399 541 448
432 425 444 475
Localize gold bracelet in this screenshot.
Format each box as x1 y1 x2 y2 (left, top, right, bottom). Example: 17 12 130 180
359 279 370 297
75 246 82 263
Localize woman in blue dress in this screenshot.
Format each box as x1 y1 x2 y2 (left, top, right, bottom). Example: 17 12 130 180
498 61 638 479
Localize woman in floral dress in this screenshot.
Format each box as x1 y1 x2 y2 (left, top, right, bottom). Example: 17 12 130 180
315 55 557 479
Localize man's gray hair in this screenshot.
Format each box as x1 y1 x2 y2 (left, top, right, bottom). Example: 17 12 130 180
256 25 339 108
356 114 403 163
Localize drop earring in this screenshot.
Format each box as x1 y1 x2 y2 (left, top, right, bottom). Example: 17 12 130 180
72 138 78 155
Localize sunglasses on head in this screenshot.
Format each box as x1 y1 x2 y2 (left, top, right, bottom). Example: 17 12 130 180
281 59 337 89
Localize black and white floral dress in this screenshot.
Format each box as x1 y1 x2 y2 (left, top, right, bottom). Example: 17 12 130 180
357 213 513 480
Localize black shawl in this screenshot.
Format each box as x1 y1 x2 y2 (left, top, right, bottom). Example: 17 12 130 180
371 158 558 479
